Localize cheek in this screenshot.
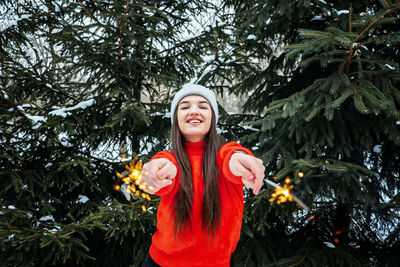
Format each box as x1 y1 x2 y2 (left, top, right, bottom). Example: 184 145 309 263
204 111 212 128
177 110 186 126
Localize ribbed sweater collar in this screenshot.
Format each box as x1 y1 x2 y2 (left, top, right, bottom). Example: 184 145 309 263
184 140 206 156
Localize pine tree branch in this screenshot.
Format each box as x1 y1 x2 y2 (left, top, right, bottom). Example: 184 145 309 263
213 28 219 62
384 79 399 117
77 0 103 26
0 51 30 74
351 83 368 113
0 169 40 175
15 41 41 79
353 1 400 43
349 4 352 33
115 0 119 29
117 0 132 61
0 75 11 99
383 0 391 8
38 0 90 46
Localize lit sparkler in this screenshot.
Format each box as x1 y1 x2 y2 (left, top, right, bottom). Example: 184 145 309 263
114 156 152 212
266 176 310 211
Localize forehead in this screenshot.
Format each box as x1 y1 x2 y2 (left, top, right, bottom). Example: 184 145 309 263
179 95 209 104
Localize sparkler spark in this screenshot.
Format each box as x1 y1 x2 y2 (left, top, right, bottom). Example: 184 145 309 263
114 157 151 212
266 177 310 211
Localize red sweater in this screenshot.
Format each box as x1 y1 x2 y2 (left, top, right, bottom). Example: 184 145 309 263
149 141 253 267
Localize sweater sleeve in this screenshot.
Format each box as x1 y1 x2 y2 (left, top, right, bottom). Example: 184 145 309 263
217 142 254 184
149 151 179 197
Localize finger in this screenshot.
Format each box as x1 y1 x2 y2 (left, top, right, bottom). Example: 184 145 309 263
242 176 255 189
238 156 265 195
146 158 167 175
251 161 265 195
233 162 256 181
157 161 177 179
252 175 264 195
239 156 265 179
141 171 173 190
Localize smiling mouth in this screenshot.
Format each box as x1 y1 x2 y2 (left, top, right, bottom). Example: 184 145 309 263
187 119 202 124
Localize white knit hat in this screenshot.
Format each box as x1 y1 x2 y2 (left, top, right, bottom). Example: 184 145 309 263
170 84 218 125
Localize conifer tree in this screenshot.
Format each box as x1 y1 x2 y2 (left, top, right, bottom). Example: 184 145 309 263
3 0 400 266
217 0 400 266
0 1 220 266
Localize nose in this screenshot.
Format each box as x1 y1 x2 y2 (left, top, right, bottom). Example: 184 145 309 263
189 105 200 115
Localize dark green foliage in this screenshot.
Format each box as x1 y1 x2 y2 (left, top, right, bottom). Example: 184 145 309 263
1 0 400 266
219 0 400 266
0 0 217 266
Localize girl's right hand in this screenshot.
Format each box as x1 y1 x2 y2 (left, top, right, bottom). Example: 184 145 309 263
141 158 177 194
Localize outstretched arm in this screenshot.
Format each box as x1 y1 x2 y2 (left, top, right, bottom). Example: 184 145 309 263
141 158 177 195
229 152 265 195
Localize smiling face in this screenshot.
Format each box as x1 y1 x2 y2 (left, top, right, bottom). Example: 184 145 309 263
177 95 213 142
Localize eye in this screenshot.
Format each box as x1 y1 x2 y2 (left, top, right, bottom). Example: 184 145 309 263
180 106 188 110
200 106 208 109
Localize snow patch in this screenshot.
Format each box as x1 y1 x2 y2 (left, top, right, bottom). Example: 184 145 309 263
337 10 349 15
39 215 55 222
45 163 53 168
202 55 215 63
311 16 323 21
16 105 47 129
49 99 95 117
150 112 164 116
240 125 259 132
45 226 61 234
247 35 257 40
1 89 9 99
385 64 395 70
323 241 335 248
373 145 382 153
77 195 89 203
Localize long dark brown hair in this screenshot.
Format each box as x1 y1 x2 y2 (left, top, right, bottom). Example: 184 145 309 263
171 109 226 236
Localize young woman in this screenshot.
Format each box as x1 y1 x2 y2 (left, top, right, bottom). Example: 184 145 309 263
141 84 265 267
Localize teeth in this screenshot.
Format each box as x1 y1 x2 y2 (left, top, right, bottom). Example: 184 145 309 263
189 120 201 123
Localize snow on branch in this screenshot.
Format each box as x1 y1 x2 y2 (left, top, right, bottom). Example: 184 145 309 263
49 99 96 118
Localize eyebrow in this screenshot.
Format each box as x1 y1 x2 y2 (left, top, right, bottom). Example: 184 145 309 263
179 100 210 105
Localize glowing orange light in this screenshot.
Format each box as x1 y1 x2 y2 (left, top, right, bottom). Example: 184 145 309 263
265 176 310 211
298 171 304 178
334 238 339 244
114 157 151 212
309 215 315 221
269 182 294 204
334 230 343 235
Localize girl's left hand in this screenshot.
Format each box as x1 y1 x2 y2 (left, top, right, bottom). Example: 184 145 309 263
229 152 265 195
